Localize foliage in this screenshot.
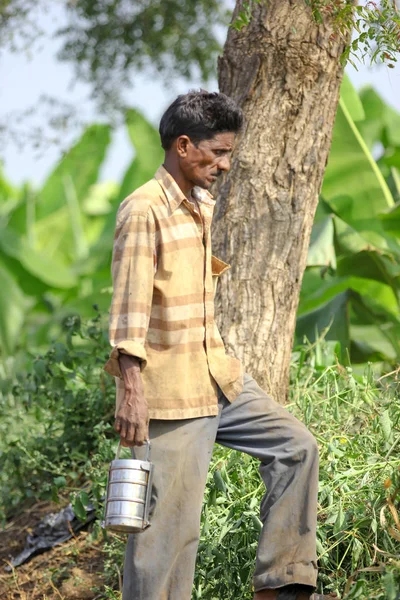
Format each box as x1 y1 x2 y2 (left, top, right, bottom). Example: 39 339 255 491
296 74 400 366
58 0 229 109
1 319 399 598
306 1 400 69
231 0 264 31
2 79 400 371
1 1 400 117
0 109 162 363
192 338 400 599
0 310 115 522
0 0 230 116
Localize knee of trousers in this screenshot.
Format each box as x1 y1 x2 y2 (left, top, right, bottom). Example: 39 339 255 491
288 422 319 466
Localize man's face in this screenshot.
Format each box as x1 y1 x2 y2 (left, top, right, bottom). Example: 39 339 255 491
177 132 235 190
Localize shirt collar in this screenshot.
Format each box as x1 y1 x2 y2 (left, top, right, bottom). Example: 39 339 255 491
154 165 215 213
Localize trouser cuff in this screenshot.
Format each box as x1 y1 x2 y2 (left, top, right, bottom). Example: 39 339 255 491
254 561 318 592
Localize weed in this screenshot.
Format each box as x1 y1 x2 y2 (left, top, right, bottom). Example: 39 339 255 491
1 319 399 598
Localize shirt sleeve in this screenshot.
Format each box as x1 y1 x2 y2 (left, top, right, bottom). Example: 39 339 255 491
104 207 156 378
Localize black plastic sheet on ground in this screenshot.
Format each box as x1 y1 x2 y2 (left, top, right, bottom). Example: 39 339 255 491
5 503 96 570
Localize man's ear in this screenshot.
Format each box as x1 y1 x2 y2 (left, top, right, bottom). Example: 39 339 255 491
176 135 190 157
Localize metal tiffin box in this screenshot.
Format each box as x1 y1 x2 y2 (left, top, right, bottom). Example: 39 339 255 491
103 440 154 534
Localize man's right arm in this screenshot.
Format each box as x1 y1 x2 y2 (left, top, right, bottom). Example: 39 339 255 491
114 354 149 446
104 207 156 446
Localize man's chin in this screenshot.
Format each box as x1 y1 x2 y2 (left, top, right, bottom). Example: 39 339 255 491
194 178 212 190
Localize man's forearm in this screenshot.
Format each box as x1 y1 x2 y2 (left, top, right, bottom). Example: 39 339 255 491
115 353 149 446
119 354 143 402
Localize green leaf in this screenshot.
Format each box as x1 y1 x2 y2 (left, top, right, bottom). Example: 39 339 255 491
386 167 400 204
307 215 336 268
351 538 363 571
0 162 18 204
80 491 90 507
296 291 351 355
118 157 152 206
72 495 87 521
333 215 382 255
53 476 67 488
213 470 227 493
36 124 112 220
333 500 345 535
299 274 399 320
359 87 400 148
83 181 118 216
380 410 393 442
336 251 400 293
7 184 38 236
0 226 77 288
350 323 400 362
117 110 164 203
382 571 398 600
340 74 365 122
323 98 394 226
62 175 88 260
0 258 29 354
379 201 400 236
250 514 262 533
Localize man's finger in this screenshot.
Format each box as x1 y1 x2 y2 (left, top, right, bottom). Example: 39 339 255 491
126 423 136 443
135 422 148 446
119 421 127 441
114 418 121 433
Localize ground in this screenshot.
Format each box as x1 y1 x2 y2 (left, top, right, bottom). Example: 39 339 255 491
0 501 107 600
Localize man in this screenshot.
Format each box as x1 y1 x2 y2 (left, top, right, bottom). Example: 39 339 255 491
105 91 325 600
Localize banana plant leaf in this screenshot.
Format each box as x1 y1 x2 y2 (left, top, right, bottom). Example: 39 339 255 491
337 252 400 294
358 87 400 149
0 258 30 355
340 73 365 123
117 109 164 203
307 214 336 269
351 324 400 362
322 76 394 228
36 124 112 220
323 102 394 215
386 167 400 203
296 291 351 360
0 226 77 288
97 109 163 267
297 281 400 363
8 125 111 241
379 202 400 238
300 272 399 321
0 164 18 205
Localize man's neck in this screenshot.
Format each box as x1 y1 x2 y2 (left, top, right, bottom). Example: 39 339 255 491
162 158 192 199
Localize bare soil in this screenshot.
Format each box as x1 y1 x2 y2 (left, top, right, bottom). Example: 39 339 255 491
0 501 108 600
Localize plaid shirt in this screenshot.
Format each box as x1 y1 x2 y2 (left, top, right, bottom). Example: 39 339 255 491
104 165 243 420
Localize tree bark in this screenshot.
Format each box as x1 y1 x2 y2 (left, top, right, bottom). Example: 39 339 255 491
213 0 350 403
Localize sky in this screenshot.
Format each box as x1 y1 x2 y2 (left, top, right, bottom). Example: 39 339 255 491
1 4 399 189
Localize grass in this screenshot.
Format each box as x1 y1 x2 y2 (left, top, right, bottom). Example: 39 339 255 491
192 343 400 599
0 319 399 599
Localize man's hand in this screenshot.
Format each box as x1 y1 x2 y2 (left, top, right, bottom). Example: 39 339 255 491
114 354 149 447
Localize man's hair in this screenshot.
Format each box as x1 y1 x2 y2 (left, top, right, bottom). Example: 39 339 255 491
159 90 243 150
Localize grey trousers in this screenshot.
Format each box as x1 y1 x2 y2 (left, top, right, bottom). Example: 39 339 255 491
122 374 319 599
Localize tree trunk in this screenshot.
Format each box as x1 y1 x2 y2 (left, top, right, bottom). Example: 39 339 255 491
213 0 350 404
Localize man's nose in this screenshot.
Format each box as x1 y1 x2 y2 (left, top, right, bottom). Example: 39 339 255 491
218 155 231 172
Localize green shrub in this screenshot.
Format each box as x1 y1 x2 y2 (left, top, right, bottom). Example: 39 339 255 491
192 341 400 599
1 320 399 599
0 309 115 521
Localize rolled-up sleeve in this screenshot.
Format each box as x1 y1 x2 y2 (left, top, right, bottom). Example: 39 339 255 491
104 207 156 378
